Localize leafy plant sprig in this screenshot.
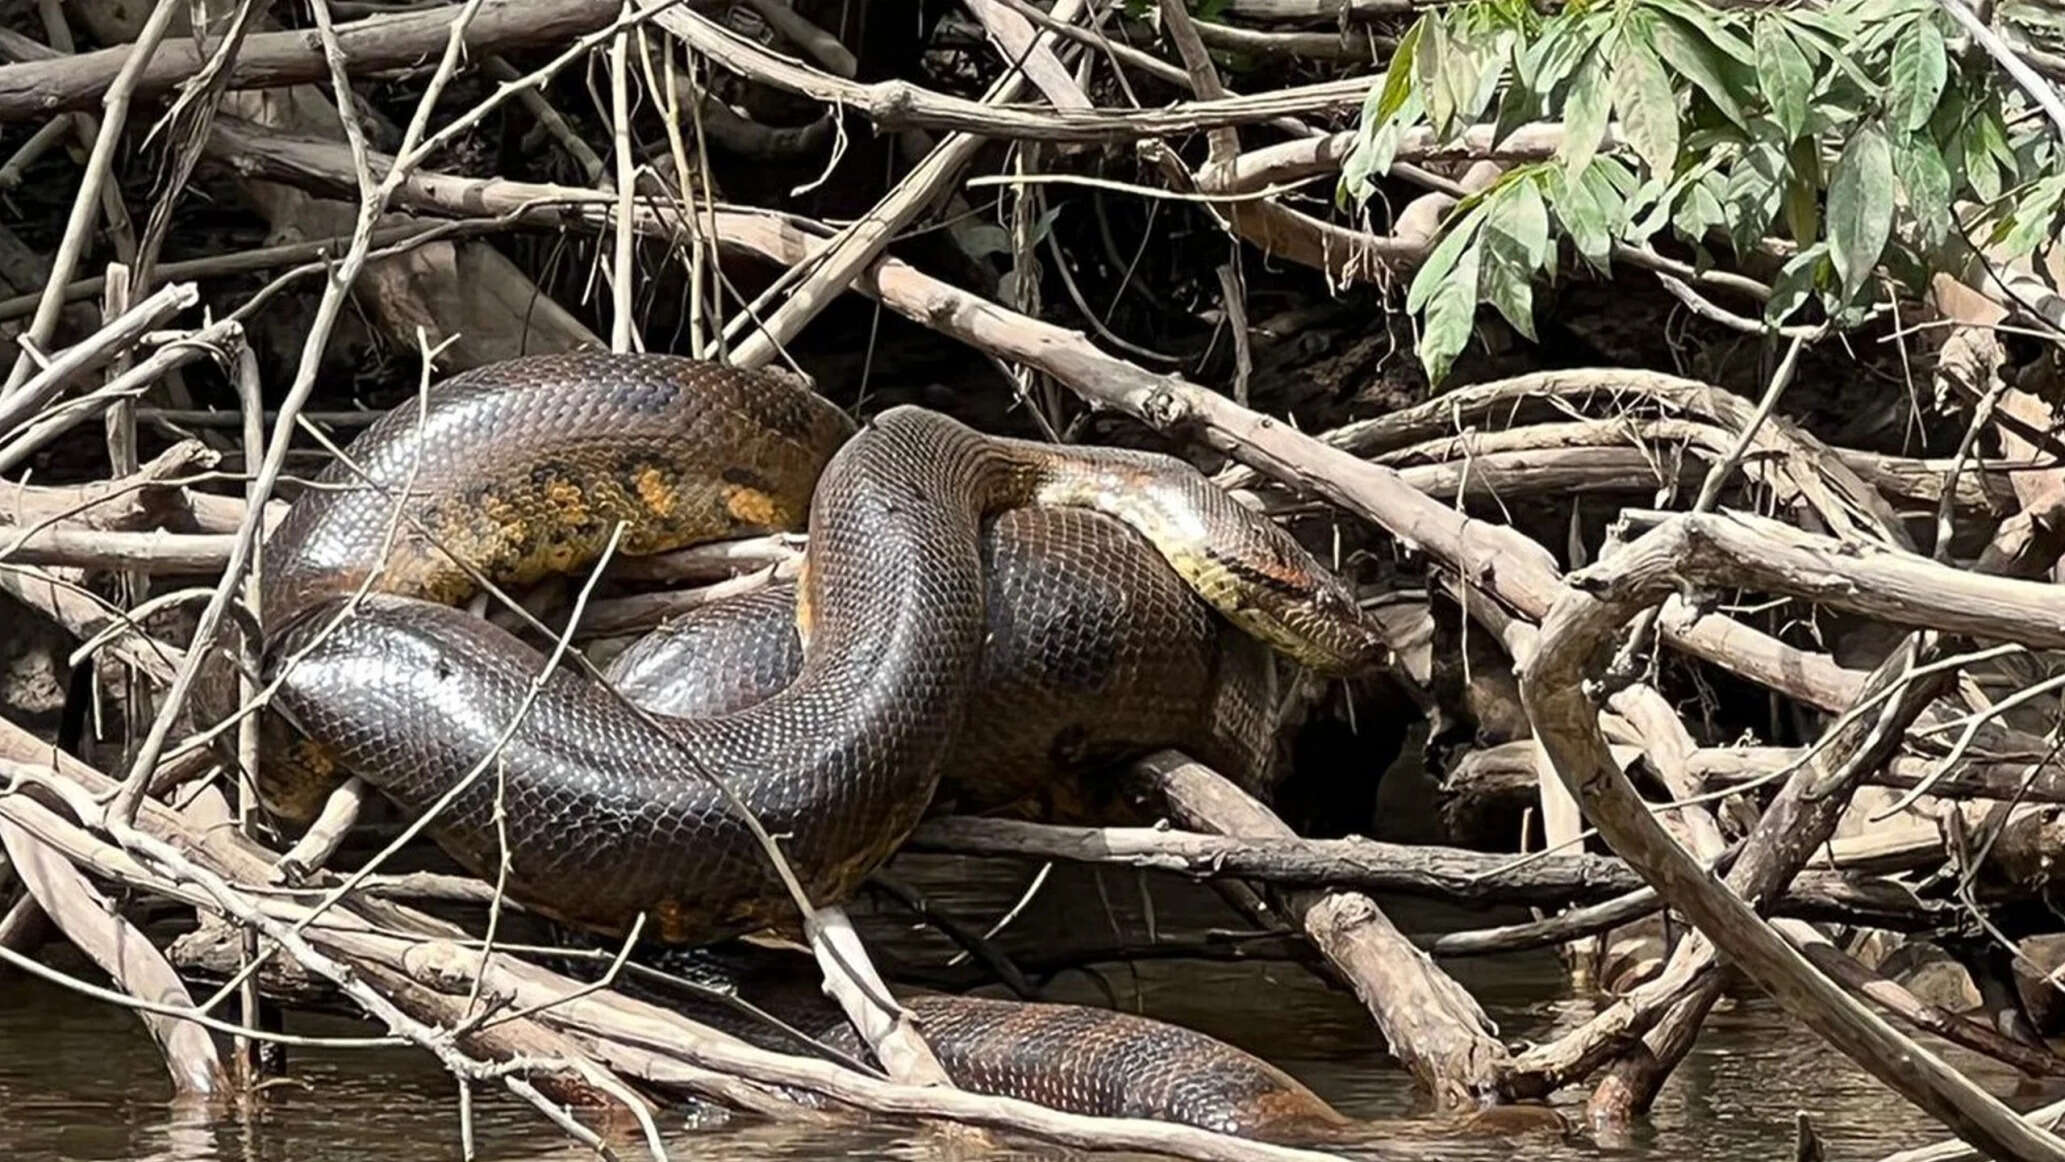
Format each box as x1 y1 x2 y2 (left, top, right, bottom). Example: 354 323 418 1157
1342 0 2055 383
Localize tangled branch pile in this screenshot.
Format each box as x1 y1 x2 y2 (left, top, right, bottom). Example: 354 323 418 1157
7 0 2065 1158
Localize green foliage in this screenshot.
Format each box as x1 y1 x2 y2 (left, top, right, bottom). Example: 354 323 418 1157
1343 0 2059 384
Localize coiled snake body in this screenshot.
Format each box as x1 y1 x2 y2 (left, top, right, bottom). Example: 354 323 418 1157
258 353 1383 1140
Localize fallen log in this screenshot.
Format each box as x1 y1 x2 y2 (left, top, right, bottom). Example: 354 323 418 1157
904 815 1951 928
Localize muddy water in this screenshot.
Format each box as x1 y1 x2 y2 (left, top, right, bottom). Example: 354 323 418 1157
0 848 2057 1162
0 750 2058 1162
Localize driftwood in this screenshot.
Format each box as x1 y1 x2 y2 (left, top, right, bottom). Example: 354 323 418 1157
1522 512 2065 1161
1128 751 1509 1108
6 4 2065 1160
905 814 1949 927
0 0 625 120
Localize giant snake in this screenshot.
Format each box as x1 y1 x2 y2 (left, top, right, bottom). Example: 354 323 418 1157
252 352 1390 1142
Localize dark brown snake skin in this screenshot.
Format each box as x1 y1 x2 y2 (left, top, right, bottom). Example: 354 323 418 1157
604 505 1291 819
633 942 1354 1143
257 352 1385 1139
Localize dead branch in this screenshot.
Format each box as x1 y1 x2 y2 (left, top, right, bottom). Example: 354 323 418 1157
1131 751 1511 1107
0 280 194 426
0 815 223 1093
0 0 625 121
0 527 236 572
904 813 1945 927
658 7 1371 142
1521 508 2065 1161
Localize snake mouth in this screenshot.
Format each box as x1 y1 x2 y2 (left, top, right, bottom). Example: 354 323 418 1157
1201 546 1388 677
1240 601 1391 677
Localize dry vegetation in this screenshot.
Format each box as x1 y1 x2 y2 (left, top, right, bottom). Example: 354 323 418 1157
5 0 2065 1159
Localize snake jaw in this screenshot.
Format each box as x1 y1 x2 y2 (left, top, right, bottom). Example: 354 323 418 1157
1228 584 1389 678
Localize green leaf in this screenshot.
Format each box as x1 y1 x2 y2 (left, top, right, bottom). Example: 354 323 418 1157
1460 29 1512 126
1503 177 1554 267
1827 121 1895 301
1611 33 1680 176
1892 132 1950 250
1478 184 1545 341
1550 165 1613 270
1373 21 1423 127
1754 18 1812 140
1524 16 1587 95
1491 73 1539 144
1683 123 1750 154
1723 140 1785 252
1766 243 1827 324
1340 123 1387 205
1592 155 1640 200
1416 17 1455 134
1928 72 1966 142
1783 134 1820 244
1641 0 1756 64
1562 48 1612 176
1405 206 1486 316
1786 7 1857 44
1629 168 1694 241
1965 121 2003 202
1677 170 1727 241
1645 9 1748 129
1889 19 1947 133
1979 102 2019 175
1479 234 1538 342
1996 175 2065 260
1441 37 1490 131
1783 19 1878 90
1420 241 1483 384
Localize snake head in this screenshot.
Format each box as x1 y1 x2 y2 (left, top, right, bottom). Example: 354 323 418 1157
1183 531 1391 678
1234 561 1391 678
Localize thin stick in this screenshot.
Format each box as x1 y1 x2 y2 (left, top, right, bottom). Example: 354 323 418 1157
0 281 197 436
1607 331 1813 678
7 761 643 1160
97 261 149 863
106 0 494 826
718 0 1088 366
233 343 266 1089
0 319 242 477
610 2 637 353
0 117 76 190
1 0 181 394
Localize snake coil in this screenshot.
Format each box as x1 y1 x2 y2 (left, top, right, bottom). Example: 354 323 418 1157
256 352 1385 1139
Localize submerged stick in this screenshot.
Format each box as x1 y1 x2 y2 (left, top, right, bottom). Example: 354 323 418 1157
1130 751 1510 1107
1520 511 2065 1162
0 815 223 1094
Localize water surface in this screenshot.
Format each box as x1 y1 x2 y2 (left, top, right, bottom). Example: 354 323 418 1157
0 848 2054 1162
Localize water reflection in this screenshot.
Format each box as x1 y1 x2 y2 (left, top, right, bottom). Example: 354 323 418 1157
0 853 2057 1160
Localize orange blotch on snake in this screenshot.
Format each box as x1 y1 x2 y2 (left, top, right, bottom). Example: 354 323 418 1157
723 485 784 527
633 466 679 518
653 898 699 944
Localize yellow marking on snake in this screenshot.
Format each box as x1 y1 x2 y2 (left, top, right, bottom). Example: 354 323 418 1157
634 465 679 518
543 477 590 530
653 898 696 945
724 485 783 527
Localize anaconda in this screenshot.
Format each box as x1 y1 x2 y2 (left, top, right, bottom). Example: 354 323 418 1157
254 351 1387 1138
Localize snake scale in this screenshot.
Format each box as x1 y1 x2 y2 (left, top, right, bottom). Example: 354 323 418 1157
256 352 1387 1141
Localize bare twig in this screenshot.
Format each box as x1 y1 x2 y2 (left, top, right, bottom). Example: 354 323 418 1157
0 0 629 120
1521 510 2065 1161
1 0 181 394
0 281 196 435
715 0 1087 367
